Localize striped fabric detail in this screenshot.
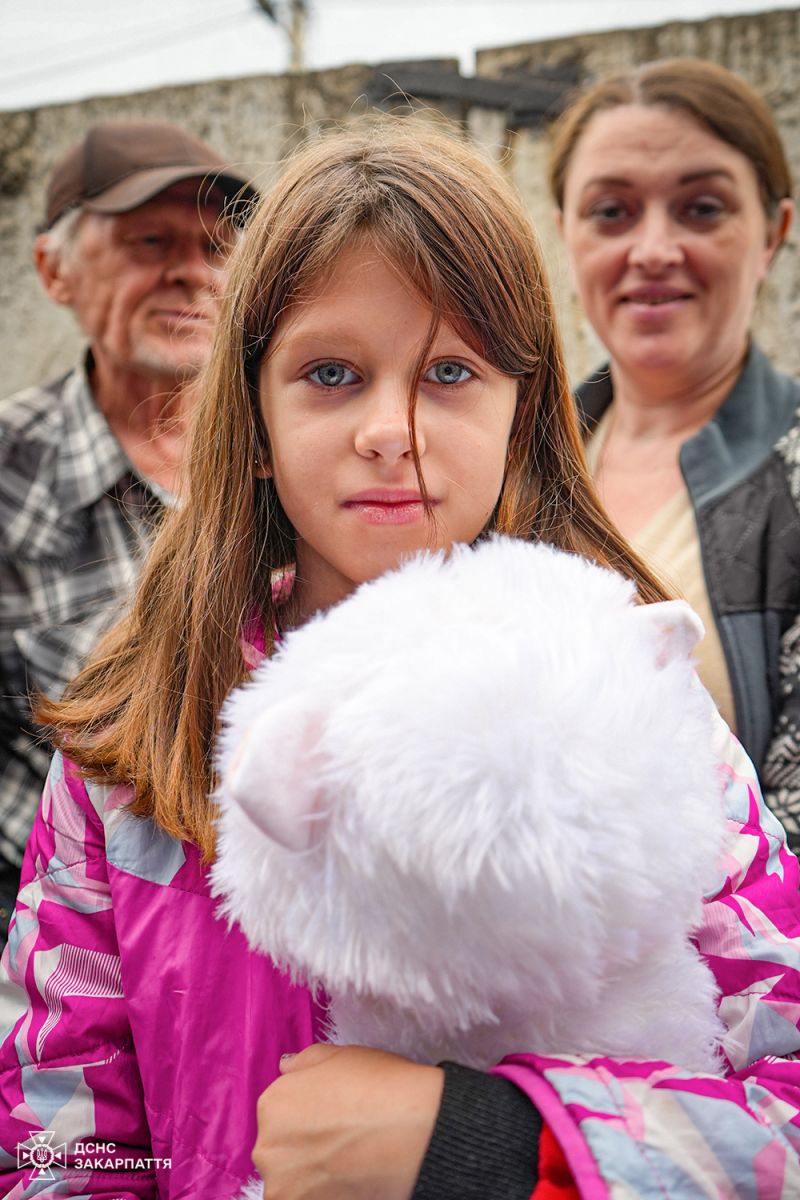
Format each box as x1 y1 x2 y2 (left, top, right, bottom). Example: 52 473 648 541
37 944 123 1059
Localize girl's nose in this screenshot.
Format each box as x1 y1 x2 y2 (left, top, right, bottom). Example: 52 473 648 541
627 208 684 273
354 385 424 461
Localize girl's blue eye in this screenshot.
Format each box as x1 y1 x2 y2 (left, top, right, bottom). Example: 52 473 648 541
308 362 358 387
426 361 473 385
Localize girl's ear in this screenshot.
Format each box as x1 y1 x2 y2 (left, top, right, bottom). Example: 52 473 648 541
253 444 272 479
222 693 328 852
553 208 565 240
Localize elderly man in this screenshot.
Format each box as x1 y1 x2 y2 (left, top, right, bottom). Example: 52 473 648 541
0 120 255 940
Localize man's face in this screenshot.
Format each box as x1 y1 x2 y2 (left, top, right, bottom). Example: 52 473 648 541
47 180 235 381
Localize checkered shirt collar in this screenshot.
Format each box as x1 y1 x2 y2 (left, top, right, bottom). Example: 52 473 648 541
54 352 142 514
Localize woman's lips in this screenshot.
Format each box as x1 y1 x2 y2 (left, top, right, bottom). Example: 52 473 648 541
343 491 434 525
619 286 693 313
618 289 695 324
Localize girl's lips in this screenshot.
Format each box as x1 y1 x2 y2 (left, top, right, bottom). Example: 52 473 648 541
343 492 435 526
345 502 428 525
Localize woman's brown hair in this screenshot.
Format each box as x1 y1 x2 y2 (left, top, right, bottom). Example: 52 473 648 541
37 116 669 858
549 57 793 216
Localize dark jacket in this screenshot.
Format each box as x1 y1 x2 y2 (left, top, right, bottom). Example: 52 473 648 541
577 344 800 850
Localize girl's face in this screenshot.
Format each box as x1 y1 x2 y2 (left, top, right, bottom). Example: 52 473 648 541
259 241 518 618
558 104 791 390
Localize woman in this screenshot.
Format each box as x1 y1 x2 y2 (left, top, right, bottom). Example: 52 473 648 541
550 58 800 850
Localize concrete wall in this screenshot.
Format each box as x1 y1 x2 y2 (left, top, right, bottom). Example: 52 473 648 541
1 7 798 396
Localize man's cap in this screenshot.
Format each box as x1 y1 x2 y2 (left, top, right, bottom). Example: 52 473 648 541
44 120 257 230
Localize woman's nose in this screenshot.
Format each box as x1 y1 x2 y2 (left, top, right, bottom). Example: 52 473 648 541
627 208 684 273
354 385 422 461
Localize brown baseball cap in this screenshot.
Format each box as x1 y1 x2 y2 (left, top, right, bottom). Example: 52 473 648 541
43 119 257 230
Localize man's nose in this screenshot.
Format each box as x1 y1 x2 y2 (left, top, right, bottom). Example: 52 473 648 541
163 237 227 291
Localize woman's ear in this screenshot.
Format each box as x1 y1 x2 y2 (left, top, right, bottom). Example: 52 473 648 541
765 198 794 265
553 208 564 240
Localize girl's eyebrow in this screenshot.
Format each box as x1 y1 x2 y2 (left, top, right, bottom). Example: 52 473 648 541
279 327 361 345
274 326 478 357
269 327 360 356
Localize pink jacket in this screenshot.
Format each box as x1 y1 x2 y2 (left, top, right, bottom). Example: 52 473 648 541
1 717 800 1198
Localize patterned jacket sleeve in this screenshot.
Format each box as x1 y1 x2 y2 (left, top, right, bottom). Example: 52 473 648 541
0 752 156 1199
492 718 800 1198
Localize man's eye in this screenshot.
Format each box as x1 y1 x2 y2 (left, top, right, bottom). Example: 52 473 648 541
125 234 170 256
307 362 358 387
425 361 473 385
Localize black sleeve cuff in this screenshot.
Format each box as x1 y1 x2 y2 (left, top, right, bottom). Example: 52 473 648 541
412 1061 542 1200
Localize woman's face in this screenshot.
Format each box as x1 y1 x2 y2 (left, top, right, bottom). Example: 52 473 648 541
558 104 791 390
258 240 518 619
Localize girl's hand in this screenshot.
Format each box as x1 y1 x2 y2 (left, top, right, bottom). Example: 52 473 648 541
253 1043 444 1200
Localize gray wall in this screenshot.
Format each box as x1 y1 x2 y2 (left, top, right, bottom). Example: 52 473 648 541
1 7 798 397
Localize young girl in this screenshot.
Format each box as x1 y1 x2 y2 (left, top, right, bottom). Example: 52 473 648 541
2 118 799 1200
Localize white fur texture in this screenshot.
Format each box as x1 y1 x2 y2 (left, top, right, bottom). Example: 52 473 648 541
212 537 726 1073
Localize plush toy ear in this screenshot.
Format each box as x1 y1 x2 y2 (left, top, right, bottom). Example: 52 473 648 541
223 694 328 852
631 600 705 668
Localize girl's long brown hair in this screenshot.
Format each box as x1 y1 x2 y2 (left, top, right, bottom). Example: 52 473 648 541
37 116 669 859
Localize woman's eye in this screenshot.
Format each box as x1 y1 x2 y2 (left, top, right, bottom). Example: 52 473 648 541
425 361 473 386
588 200 632 225
683 196 726 222
307 362 358 388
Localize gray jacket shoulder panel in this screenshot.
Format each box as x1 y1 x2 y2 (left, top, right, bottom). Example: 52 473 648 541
681 346 800 510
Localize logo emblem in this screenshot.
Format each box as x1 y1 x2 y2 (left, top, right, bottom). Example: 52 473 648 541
16 1130 67 1179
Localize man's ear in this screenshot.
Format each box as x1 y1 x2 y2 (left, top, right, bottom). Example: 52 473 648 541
33 235 74 306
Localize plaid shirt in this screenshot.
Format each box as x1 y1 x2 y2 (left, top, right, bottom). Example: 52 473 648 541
0 358 164 866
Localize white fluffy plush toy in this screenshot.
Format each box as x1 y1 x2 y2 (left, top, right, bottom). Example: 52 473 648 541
212 536 727 1075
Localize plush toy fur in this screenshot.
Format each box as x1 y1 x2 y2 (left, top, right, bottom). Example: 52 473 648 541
212 537 726 1074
